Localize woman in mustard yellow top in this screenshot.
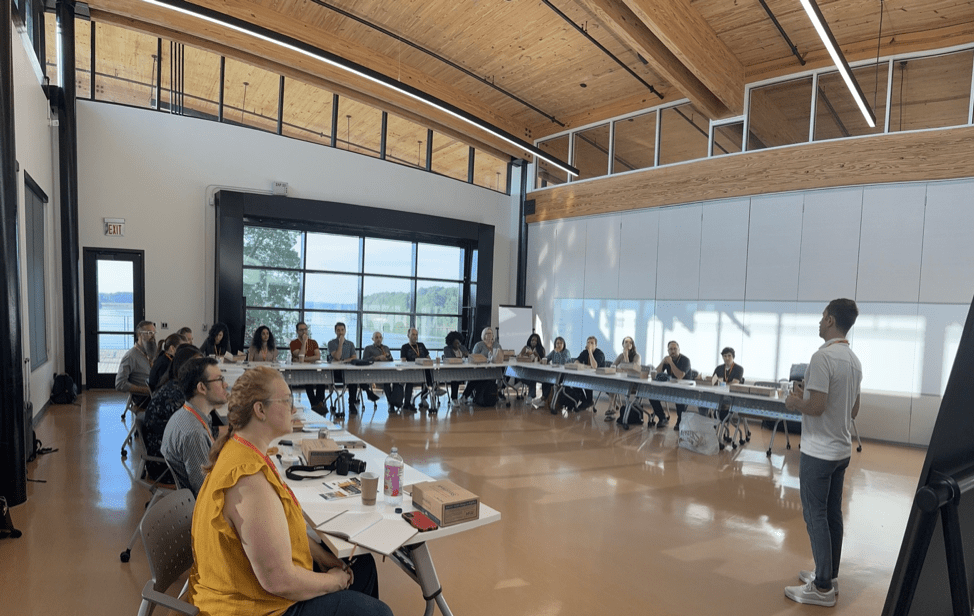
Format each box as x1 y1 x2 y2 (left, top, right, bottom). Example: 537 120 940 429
188 366 392 616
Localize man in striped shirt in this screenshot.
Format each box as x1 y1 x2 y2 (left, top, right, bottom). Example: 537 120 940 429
161 357 228 496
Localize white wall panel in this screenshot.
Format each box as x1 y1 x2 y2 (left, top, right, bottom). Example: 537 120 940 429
546 219 587 300
856 184 926 302
699 199 749 300
919 181 974 303
583 217 621 298
745 193 804 301
799 188 862 302
656 205 702 300
856 392 911 443
852 303 921 395
909 395 941 446
618 209 660 300
915 303 968 396
528 222 558 346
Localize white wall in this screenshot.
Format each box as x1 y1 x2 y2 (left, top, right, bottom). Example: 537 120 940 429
13 30 61 419
527 180 974 446
77 102 514 382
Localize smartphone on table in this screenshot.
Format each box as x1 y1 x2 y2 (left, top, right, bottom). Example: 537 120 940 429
402 511 438 532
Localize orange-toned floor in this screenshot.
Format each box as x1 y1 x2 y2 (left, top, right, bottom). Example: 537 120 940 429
0 390 925 615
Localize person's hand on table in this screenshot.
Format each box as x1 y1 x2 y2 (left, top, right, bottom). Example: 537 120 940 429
785 382 804 411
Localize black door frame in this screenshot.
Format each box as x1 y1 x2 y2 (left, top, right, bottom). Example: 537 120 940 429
82 248 145 389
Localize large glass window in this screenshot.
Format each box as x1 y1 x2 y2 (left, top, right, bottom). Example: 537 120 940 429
747 77 813 150
712 121 744 156
243 225 467 356
337 96 383 158
223 58 280 133
160 43 222 120
658 102 709 165
473 149 509 192
94 22 158 108
431 132 470 182
385 114 428 168
890 50 974 132
282 79 334 146
76 18 91 100
535 134 569 188
573 124 610 180
815 63 888 141
612 112 656 174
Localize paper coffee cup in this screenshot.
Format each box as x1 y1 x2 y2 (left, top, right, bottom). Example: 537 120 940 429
361 471 379 506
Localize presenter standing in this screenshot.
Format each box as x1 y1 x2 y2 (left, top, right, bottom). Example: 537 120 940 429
783 299 862 607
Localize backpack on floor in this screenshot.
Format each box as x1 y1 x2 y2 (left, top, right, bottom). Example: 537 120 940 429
50 374 78 405
0 496 21 539
475 386 499 408
388 384 405 408
557 387 582 412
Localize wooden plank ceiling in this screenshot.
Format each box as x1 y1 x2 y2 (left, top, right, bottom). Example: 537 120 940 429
86 0 974 161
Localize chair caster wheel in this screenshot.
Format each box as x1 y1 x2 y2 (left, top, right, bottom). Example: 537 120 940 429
731 443 738 449
786 443 792 450
506 402 511 407
121 449 127 458
120 549 131 563
719 443 725 450
766 449 772 457
857 446 862 452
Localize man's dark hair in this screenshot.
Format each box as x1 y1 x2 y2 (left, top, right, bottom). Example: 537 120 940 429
826 298 859 333
667 340 679 348
179 357 219 400
296 321 308 331
721 347 735 358
335 322 346 331
168 344 202 380
135 320 155 341
177 326 193 336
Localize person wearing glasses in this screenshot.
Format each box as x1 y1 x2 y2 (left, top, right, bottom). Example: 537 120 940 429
143 344 202 480
161 357 228 496
115 320 157 410
290 321 327 412
188 366 388 616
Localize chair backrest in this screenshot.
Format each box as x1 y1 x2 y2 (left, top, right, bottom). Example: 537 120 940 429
140 488 196 595
789 363 808 382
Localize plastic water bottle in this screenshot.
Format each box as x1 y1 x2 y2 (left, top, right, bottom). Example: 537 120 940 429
384 447 404 506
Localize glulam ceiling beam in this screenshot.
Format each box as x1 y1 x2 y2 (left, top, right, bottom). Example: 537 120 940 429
619 0 745 116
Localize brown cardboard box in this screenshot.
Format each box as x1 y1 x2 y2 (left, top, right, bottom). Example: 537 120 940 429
411 480 480 527
299 438 344 466
748 385 777 397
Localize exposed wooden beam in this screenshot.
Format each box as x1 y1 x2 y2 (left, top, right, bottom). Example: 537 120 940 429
87 0 531 160
575 0 731 120
527 126 974 222
620 0 745 115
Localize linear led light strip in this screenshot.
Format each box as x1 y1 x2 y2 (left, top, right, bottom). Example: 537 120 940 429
798 0 876 128
139 0 579 176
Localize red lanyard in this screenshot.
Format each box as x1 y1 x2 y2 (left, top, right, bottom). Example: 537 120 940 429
183 404 214 443
232 435 298 507
723 363 735 382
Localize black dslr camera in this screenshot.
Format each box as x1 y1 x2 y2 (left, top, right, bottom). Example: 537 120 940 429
334 450 367 476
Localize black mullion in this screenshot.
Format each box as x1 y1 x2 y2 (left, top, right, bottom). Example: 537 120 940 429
218 56 225 122
89 19 95 97
299 231 308 328
379 111 387 160
330 94 339 148
155 37 161 111
467 147 475 184
425 129 433 171
277 75 284 135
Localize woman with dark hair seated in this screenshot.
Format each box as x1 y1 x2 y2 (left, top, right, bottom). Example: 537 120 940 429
188 366 390 616
442 331 470 406
148 333 188 392
248 325 278 362
142 344 203 478
517 333 546 400
200 322 232 357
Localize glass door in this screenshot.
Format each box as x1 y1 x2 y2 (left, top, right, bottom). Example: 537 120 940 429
83 248 145 389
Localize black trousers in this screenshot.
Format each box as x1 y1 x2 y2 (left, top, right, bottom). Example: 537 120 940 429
650 399 686 424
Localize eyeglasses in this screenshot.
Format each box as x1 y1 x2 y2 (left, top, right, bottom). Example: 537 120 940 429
263 397 295 409
204 376 226 384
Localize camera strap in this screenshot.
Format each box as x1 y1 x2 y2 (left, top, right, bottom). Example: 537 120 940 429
285 464 334 480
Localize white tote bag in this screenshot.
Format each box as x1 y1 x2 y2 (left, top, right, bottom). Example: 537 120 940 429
678 412 720 456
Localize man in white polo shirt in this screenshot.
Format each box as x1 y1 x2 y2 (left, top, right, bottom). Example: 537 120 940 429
784 298 862 607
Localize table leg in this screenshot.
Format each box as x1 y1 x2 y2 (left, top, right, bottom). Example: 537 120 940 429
390 542 453 616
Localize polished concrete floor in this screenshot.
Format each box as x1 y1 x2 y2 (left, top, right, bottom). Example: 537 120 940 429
0 390 925 615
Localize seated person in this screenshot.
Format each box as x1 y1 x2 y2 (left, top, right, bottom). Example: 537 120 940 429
143 345 203 479
467 327 504 405
541 336 572 406
400 328 433 411
176 326 194 346
115 320 156 410
575 336 606 412
713 347 744 421
161 357 227 496
649 340 691 430
606 336 642 424
187 367 388 616
442 331 470 405
362 331 395 407
247 325 277 362
199 322 232 358
290 322 327 413
517 333 546 399
148 333 187 393
327 322 359 414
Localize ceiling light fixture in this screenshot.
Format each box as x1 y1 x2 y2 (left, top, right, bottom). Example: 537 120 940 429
139 0 579 176
798 0 876 127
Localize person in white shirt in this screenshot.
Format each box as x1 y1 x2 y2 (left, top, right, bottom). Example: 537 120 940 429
783 298 862 607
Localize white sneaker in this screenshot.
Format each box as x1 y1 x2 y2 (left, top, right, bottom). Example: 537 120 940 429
799 570 838 595
785 580 836 607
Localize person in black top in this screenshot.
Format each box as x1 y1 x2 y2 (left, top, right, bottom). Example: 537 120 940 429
518 333 546 399
142 344 203 479
443 331 470 405
713 347 744 385
148 333 187 392
200 322 231 357
575 336 606 412
400 328 431 411
651 340 691 429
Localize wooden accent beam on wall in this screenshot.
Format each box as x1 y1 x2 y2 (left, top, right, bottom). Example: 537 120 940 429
526 126 974 222
87 0 530 161
621 0 745 115
576 0 730 120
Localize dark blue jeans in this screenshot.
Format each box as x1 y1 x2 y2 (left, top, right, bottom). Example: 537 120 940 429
800 452 850 590
284 554 390 616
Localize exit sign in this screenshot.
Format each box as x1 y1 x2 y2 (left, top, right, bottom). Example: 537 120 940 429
104 218 125 237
